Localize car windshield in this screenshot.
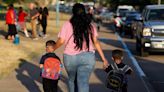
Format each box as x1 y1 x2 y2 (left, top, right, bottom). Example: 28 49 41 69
126 16 136 21
148 9 164 21
119 9 129 12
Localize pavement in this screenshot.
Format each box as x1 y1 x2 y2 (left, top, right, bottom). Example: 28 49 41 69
0 23 155 92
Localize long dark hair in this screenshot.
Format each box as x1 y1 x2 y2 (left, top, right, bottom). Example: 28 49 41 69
70 3 93 51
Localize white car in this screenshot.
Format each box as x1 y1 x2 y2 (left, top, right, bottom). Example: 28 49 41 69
116 5 135 16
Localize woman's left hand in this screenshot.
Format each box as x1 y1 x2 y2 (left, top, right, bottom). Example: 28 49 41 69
102 58 109 69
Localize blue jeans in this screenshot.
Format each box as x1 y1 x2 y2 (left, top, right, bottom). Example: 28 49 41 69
63 52 96 92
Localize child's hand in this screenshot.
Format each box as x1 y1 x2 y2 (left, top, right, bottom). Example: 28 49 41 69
102 58 109 69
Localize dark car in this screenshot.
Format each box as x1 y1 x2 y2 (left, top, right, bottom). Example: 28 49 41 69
123 12 142 38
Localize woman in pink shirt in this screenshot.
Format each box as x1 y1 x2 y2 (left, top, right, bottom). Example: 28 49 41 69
54 3 109 92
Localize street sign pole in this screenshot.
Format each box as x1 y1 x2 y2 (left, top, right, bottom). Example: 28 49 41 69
56 0 59 27
158 0 161 5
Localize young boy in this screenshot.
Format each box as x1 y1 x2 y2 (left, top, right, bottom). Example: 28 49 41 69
6 4 17 41
18 7 29 37
40 40 61 92
105 49 133 92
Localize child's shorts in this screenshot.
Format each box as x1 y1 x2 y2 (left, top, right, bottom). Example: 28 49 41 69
8 24 17 36
18 22 26 30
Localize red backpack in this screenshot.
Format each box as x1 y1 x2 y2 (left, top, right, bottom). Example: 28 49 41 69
41 57 62 80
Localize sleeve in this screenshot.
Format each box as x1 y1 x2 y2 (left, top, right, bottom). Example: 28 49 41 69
92 23 98 37
58 22 69 40
34 9 39 15
104 65 112 73
39 55 46 64
24 12 28 17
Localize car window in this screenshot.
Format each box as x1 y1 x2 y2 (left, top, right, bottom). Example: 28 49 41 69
119 9 129 12
126 16 136 21
148 9 164 21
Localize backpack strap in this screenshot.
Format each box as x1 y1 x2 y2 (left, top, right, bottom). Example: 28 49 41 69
111 62 119 70
65 34 73 46
121 65 131 73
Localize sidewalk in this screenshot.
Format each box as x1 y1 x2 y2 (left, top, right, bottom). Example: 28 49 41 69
0 24 150 92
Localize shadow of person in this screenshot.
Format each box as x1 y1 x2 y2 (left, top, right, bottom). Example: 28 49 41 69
0 30 8 39
15 58 42 92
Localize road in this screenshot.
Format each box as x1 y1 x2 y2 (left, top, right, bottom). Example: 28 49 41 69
102 22 164 92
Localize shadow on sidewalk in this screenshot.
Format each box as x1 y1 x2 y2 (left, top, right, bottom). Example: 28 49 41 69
0 30 7 39
15 58 42 92
15 58 63 92
90 68 110 92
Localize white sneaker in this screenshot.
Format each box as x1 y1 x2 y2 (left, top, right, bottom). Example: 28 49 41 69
32 38 38 40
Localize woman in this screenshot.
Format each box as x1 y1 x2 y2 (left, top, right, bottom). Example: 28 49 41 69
41 7 48 37
54 3 109 92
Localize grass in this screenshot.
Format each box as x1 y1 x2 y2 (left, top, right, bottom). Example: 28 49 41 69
0 11 71 78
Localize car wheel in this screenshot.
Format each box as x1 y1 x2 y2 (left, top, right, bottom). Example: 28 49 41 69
130 29 134 39
136 38 140 51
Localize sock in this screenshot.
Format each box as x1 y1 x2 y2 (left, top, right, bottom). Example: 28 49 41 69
24 29 29 37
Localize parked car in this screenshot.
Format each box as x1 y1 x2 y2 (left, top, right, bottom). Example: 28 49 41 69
135 5 164 56
116 5 135 17
99 12 114 22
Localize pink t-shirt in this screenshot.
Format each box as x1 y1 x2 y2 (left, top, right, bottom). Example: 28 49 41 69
58 21 98 55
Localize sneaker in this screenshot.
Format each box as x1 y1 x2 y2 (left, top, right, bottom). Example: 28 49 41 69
43 35 47 39
44 34 49 37
42 34 49 39
32 38 38 40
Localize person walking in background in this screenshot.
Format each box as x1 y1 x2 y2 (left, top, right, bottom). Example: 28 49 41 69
53 3 109 92
29 3 39 40
5 4 17 41
41 7 49 38
36 7 43 37
18 7 29 37
87 6 94 21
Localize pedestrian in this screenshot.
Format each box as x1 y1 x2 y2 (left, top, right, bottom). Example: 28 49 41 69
36 7 43 37
104 49 133 92
40 40 62 92
53 3 109 92
29 3 39 40
87 6 94 21
18 7 29 37
5 4 17 41
41 7 49 38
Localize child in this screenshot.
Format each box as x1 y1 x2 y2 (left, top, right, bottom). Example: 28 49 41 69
6 4 17 41
18 7 29 37
105 49 133 92
40 40 62 92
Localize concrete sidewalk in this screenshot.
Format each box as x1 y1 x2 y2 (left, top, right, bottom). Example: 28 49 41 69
0 25 151 92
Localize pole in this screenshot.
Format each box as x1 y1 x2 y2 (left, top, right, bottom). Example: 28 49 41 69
56 0 59 27
158 0 161 5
